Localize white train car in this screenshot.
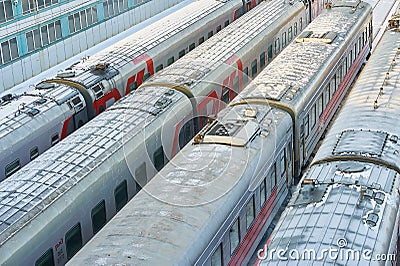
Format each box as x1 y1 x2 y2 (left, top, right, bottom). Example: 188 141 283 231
0 0 321 264
0 0 250 182
66 2 373 265
257 5 400 265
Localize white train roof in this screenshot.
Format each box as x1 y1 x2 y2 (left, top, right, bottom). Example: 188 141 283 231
0 0 304 246
312 6 400 172
237 1 371 112
46 0 239 88
143 0 306 94
261 161 399 265
0 85 183 245
0 85 79 140
67 104 292 265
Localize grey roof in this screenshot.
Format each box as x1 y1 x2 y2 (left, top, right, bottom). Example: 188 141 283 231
237 1 372 113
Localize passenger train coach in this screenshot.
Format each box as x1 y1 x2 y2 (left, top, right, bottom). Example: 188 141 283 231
257 4 400 265
67 1 373 265
0 0 256 181
0 0 324 264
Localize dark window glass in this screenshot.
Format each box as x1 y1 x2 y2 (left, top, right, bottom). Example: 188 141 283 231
156 64 163 72
216 25 221 32
268 45 273 61
5 159 20 177
208 31 213 38
51 134 59 146
224 20 229 27
167 56 174 66
260 52 265 68
35 248 54 266
30 147 39 160
65 223 83 260
114 180 128 211
153 146 165 171
178 49 185 58
229 218 240 255
135 163 147 191
246 196 255 229
251 59 257 77
211 244 223 266
91 200 106 234
198 36 204 45
143 72 150 81
189 43 195 51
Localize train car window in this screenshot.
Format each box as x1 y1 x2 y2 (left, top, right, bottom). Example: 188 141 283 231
268 45 273 62
51 134 59 146
199 37 205 45
304 115 309 137
35 248 54 266
271 163 277 190
211 243 223 266
224 20 229 27
65 223 83 260
358 36 362 53
135 163 147 191
354 44 357 62
343 57 347 75
274 38 280 55
324 87 329 108
246 196 255 229
318 95 323 117
114 180 128 212
130 81 137 91
282 32 287 48
311 105 316 129
179 49 185 59
260 178 266 206
5 159 20 177
30 146 39 160
299 17 303 31
208 31 213 39
216 25 221 33
155 64 163 72
143 72 150 81
280 150 286 177
349 51 352 66
91 200 106 234
233 76 239 94
330 77 336 96
189 43 195 51
243 67 249 84
294 22 298 36
229 218 240 255
260 52 265 69
251 59 257 77
153 146 165 171
288 27 293 42
167 57 174 66
222 86 230 104
336 68 342 86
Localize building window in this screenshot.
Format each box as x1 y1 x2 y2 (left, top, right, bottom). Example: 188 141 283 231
103 0 128 19
0 0 13 24
0 37 18 65
22 0 58 14
26 20 62 53
69 6 98 34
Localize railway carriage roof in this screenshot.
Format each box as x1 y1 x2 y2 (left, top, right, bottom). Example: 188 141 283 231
0 85 182 246
47 0 234 88
312 8 400 173
237 1 371 110
142 0 305 96
0 85 78 139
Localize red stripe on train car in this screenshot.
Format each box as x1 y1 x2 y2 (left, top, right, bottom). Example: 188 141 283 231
228 186 279 266
318 43 370 132
60 116 73 140
93 88 122 114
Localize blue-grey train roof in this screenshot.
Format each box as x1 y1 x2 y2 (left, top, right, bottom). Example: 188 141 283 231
0 0 303 253
44 0 239 88
238 1 372 112
142 0 306 94
260 6 400 265
67 104 292 265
